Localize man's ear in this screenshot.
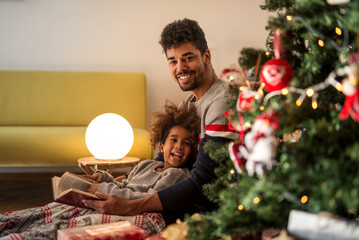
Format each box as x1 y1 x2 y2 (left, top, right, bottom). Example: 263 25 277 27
204 49 211 64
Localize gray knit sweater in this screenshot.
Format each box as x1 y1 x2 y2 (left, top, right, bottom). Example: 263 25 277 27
97 160 190 200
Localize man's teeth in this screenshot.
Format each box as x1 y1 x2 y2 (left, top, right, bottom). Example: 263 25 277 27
179 75 190 80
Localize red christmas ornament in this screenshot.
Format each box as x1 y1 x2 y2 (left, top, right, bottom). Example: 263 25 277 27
228 142 247 174
260 58 293 92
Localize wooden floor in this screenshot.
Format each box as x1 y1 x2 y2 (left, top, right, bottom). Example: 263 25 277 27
0 172 62 213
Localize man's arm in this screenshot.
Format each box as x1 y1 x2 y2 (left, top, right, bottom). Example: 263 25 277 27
82 192 163 215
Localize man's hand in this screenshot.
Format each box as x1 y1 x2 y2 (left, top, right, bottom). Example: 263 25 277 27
82 192 164 215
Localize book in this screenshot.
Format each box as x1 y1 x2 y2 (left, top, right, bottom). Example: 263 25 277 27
52 171 100 208
57 220 148 240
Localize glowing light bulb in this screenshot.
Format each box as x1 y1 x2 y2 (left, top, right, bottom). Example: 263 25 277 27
335 82 343 92
318 40 324 47
286 15 293 21
245 122 252 128
281 88 289 95
306 88 314 97
237 204 244 211
296 99 302 107
349 75 358 86
253 197 260 204
312 100 318 109
230 169 235 175
260 106 265 111
301 195 308 204
265 51 270 56
335 27 342 36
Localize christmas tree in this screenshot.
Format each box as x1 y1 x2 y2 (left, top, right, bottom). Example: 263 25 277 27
186 0 359 239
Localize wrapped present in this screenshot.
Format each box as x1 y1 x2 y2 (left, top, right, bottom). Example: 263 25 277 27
287 210 359 240
145 233 166 240
57 220 148 240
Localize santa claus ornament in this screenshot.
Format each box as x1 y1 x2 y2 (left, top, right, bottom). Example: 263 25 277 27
339 52 359 122
239 110 280 178
260 29 293 92
228 142 247 174
260 58 293 92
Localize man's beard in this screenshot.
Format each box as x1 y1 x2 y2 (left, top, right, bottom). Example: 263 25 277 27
177 70 205 92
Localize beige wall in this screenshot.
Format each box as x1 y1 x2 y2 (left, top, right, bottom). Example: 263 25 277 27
0 0 270 127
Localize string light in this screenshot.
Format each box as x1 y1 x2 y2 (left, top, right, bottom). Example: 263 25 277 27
230 169 235 175
237 204 244 211
312 98 318 109
335 27 342 36
245 122 252 128
318 39 325 47
286 15 293 21
296 93 306 107
281 88 289 95
253 197 260 204
306 88 314 97
301 195 308 204
261 66 351 109
265 51 270 56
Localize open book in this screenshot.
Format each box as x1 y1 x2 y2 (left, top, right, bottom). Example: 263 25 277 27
52 171 100 208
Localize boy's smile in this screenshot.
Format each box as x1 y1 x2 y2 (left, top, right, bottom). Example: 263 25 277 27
160 125 192 170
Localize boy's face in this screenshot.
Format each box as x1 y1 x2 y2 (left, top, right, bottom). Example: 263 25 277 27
166 42 210 92
160 125 192 169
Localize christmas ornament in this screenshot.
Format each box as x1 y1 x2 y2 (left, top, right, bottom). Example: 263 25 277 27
260 58 293 92
339 52 359 122
228 141 247 174
220 67 246 84
239 110 280 178
236 87 258 112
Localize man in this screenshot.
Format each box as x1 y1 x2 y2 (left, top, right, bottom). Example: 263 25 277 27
83 18 237 225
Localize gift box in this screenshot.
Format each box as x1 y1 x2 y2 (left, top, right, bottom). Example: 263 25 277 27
287 209 359 240
145 233 166 240
57 220 148 240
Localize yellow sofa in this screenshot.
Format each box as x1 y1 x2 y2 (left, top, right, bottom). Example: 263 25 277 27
0 70 152 167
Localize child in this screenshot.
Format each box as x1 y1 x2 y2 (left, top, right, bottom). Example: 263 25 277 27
0 102 200 239
86 101 200 200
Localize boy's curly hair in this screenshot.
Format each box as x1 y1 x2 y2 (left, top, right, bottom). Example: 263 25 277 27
150 101 200 164
159 18 208 55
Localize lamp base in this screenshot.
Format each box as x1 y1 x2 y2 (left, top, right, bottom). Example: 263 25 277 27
78 156 141 175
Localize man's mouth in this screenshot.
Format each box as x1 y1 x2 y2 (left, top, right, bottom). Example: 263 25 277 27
171 152 183 161
177 72 194 84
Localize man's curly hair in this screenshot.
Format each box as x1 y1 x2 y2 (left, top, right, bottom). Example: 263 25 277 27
150 101 200 164
159 18 208 55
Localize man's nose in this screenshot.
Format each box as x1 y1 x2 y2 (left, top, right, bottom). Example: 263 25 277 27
177 60 187 73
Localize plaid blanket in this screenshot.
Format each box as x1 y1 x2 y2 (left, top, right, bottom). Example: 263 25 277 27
0 202 165 240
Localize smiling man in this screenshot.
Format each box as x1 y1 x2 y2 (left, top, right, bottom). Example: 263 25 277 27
83 18 237 226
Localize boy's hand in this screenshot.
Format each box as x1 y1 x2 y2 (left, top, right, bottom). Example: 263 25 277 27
82 172 104 183
87 183 100 194
114 175 127 182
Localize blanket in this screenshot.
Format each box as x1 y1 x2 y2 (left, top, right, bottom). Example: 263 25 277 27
0 202 165 240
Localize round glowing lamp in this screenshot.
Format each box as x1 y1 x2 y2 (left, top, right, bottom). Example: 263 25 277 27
85 113 134 160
